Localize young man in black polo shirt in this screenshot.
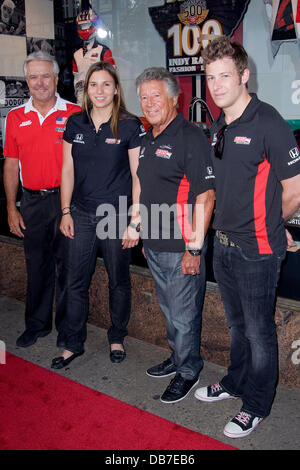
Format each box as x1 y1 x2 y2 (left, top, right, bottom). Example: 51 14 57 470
136 67 215 403
194 36 300 438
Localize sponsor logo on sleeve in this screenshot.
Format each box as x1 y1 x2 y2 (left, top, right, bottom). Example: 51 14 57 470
73 133 85 144
139 124 146 137
205 166 215 179
139 147 145 159
288 147 300 165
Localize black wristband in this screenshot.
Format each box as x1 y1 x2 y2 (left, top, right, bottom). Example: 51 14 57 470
186 245 202 256
129 222 141 232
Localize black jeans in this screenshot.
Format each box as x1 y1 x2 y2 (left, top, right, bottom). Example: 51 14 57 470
20 190 64 333
213 237 285 417
56 206 131 353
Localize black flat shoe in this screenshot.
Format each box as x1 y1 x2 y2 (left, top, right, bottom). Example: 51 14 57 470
51 350 84 369
110 349 126 363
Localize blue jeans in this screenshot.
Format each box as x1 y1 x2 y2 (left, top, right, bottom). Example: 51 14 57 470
144 244 207 380
56 206 131 353
213 237 285 417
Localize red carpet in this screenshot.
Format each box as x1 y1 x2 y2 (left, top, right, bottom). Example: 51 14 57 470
0 353 237 450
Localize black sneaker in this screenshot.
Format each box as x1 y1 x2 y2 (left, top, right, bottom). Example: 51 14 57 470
160 374 199 403
146 358 176 378
223 411 263 438
16 329 51 348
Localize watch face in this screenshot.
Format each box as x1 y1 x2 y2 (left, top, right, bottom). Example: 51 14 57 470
136 223 141 232
188 249 201 256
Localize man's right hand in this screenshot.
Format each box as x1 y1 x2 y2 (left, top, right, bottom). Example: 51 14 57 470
7 208 26 238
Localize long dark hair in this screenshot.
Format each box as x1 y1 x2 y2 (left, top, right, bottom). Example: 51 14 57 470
82 61 134 139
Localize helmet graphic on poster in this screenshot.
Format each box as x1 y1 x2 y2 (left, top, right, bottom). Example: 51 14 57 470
73 4 115 104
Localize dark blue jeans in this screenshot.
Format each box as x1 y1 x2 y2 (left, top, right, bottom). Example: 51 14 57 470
213 237 285 417
144 243 207 380
56 206 131 353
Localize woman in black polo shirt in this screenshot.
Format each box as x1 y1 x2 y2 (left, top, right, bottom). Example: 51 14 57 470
51 62 142 368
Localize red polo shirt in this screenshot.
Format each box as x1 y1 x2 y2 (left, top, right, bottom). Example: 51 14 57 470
4 94 80 190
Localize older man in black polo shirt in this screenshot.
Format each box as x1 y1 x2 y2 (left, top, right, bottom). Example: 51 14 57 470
136 67 215 403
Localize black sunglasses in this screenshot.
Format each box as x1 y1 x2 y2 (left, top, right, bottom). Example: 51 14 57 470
214 125 227 159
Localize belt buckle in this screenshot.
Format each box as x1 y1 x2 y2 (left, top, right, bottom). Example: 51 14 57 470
216 230 237 247
40 189 49 196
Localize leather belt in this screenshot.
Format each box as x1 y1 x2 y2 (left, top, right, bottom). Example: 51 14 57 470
216 230 239 247
23 187 60 196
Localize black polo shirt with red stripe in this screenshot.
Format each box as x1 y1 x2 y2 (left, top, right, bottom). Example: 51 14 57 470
63 111 143 213
211 93 300 255
137 112 215 252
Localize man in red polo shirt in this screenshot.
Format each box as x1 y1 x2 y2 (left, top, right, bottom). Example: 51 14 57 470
3 51 80 347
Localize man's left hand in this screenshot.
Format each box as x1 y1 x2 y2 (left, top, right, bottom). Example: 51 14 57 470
181 251 200 275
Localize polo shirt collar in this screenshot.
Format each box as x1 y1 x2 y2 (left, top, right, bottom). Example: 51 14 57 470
84 109 112 129
24 92 66 114
148 112 183 139
216 93 260 129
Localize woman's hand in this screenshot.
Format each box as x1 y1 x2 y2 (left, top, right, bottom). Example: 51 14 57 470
60 214 74 239
122 225 140 249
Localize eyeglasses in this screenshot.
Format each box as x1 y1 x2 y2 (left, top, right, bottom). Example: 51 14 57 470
214 125 227 159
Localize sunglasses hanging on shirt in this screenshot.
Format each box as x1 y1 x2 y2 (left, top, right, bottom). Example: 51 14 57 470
214 125 228 159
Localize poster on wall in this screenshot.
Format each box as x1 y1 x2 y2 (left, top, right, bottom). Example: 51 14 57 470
0 0 25 35
0 76 29 153
264 0 300 57
149 0 250 75
27 37 55 56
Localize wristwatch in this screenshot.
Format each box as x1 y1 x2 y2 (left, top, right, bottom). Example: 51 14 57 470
129 221 141 232
186 245 202 256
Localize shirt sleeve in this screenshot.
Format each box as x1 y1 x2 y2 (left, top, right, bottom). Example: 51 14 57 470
126 118 144 149
3 111 19 159
63 115 75 144
184 123 215 195
264 107 300 180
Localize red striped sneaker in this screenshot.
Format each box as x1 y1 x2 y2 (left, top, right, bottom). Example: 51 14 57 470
194 382 238 402
223 411 263 438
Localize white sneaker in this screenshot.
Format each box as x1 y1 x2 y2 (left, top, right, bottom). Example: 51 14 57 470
223 411 263 438
194 382 238 402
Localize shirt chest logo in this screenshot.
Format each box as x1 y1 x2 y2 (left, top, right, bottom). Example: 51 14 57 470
74 133 85 144
19 120 32 127
234 136 252 145
56 116 67 132
105 138 121 144
155 145 172 159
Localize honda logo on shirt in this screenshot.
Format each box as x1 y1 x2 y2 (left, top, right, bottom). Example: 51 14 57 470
289 147 299 159
288 147 300 166
74 134 85 144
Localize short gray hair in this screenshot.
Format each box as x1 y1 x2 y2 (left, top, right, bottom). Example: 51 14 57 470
24 51 59 77
135 67 180 98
